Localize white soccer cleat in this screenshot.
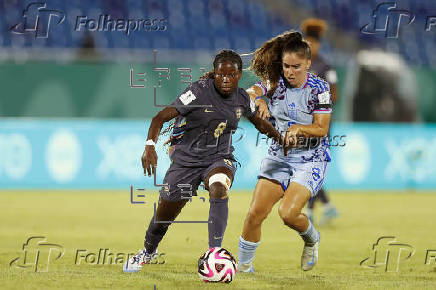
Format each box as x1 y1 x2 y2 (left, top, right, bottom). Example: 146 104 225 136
123 249 157 273
301 239 319 271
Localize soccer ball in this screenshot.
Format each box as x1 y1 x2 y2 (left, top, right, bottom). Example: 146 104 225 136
197 247 237 283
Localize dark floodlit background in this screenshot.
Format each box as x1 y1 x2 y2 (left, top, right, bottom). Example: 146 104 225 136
1 0 435 190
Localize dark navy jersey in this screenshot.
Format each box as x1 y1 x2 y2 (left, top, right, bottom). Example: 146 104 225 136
169 78 255 166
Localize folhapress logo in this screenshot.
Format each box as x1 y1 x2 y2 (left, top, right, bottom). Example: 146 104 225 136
9 236 64 272
360 236 415 272
10 2 65 38
361 2 415 38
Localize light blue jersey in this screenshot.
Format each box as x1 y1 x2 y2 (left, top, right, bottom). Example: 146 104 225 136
254 73 332 195
254 73 332 163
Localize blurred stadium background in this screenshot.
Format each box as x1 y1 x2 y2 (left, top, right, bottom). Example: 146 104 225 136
1 0 436 289
1 0 435 190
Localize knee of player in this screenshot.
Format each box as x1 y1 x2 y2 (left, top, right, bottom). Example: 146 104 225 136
208 182 228 199
278 206 299 226
207 173 231 199
246 207 267 225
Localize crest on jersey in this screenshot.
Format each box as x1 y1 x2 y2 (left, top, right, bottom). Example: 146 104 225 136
223 159 233 167
235 107 243 119
288 102 297 120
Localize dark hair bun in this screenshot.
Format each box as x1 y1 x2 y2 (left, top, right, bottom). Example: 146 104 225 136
281 31 311 59
287 31 303 43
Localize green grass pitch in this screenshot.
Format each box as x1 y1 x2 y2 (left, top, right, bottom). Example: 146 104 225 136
1 190 436 289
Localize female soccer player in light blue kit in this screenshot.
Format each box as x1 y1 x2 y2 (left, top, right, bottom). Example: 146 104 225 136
238 31 332 272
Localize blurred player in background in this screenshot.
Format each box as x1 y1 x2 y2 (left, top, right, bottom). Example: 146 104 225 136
238 31 332 272
301 18 339 225
123 50 282 273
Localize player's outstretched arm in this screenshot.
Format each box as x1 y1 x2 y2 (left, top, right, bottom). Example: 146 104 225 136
247 114 287 155
246 84 270 120
142 107 179 176
284 113 330 147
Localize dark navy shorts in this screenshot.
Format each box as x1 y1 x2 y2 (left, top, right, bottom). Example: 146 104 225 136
159 158 237 202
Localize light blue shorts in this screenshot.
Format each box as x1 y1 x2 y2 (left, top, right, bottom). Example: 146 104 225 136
258 155 329 197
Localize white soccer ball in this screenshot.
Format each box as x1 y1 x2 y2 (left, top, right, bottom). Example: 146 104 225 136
197 247 237 283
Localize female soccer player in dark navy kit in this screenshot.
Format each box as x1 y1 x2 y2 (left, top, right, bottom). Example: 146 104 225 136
124 50 283 272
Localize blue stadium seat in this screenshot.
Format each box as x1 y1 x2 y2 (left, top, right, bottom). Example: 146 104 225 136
153 35 171 49
233 36 252 52
193 36 212 50
132 32 153 49
213 36 231 50
247 2 268 35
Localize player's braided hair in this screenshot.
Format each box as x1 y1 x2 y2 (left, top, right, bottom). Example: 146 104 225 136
161 118 175 149
161 50 242 150
249 31 311 97
201 49 243 79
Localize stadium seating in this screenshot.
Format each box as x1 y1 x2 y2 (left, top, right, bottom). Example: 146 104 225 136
0 0 287 52
0 0 433 67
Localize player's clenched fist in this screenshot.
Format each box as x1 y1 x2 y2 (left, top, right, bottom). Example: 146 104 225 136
142 145 157 176
284 125 301 147
255 98 270 120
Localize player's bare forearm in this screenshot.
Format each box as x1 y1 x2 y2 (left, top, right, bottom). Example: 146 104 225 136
246 85 264 101
289 114 331 138
246 84 270 120
147 107 180 142
143 106 179 176
293 124 327 137
248 115 282 144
